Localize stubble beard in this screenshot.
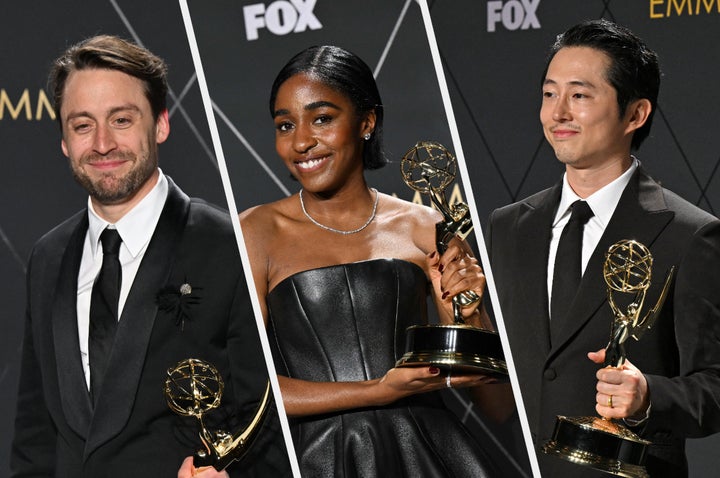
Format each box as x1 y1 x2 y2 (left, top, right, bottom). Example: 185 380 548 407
72 147 158 205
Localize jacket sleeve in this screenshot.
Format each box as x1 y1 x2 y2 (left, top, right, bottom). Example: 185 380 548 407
224 271 293 478
644 219 720 438
10 251 57 477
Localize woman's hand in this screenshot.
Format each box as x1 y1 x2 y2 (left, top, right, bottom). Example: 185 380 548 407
177 457 229 478
375 366 494 405
426 239 487 326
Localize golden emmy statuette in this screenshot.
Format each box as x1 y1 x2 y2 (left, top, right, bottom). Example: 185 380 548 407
164 358 271 471
542 239 675 477
394 141 507 377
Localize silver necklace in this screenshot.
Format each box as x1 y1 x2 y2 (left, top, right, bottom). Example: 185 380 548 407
299 188 379 235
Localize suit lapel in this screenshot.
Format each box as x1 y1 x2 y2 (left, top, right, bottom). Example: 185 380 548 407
53 213 93 438
548 168 674 357
515 184 562 357
84 180 191 457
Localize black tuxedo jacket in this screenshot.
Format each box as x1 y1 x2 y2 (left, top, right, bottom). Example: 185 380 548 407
11 179 290 477
488 168 720 477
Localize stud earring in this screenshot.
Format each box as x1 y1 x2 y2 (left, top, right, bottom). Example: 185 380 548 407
363 133 371 141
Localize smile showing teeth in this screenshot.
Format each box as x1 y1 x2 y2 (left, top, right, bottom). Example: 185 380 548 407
296 157 327 170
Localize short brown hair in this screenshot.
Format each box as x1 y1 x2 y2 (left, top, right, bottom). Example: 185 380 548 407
50 35 168 123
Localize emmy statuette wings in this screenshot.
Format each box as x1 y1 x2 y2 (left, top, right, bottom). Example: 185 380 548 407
542 239 675 478
394 141 507 377
164 358 272 471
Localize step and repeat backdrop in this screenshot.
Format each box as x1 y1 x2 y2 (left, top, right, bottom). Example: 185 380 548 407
429 1 720 476
0 1 226 475
182 1 531 476
1 0 718 476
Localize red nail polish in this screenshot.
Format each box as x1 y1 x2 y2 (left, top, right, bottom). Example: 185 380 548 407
429 367 440 374
442 291 449 300
438 264 444 272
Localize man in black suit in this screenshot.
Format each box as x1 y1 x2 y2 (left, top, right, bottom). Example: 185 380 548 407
10 35 290 477
487 20 720 477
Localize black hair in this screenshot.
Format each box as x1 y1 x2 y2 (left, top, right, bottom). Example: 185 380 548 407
543 19 660 150
270 45 386 169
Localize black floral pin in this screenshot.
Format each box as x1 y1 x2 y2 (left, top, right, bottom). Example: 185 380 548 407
156 281 202 331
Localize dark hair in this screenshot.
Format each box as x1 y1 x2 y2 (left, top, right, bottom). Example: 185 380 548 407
50 35 168 125
269 45 387 170
543 19 660 150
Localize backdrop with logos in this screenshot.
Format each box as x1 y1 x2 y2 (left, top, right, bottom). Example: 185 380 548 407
0 1 255 475
183 0 531 476
2 0 719 476
429 1 720 476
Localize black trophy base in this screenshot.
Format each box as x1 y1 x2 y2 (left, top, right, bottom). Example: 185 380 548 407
542 415 650 478
395 324 507 379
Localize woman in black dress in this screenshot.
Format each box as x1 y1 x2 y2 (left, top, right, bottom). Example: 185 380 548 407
238 46 514 477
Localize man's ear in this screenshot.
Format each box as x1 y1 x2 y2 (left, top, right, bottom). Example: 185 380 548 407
624 98 652 135
156 109 170 144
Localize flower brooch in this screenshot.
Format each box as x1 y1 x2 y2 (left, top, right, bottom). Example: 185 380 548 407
157 282 201 330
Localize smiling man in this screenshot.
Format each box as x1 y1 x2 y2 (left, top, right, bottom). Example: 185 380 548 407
10 35 289 477
487 19 720 477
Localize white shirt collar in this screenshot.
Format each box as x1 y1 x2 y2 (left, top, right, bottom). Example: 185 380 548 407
87 169 169 257
553 157 639 228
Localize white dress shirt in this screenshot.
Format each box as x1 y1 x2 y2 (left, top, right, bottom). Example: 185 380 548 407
547 158 639 315
76 171 169 389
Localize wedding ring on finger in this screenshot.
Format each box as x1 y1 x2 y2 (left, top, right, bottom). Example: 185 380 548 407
446 372 452 388
608 394 614 408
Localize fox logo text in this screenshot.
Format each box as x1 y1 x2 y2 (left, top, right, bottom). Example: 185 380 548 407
487 0 541 32
244 0 322 41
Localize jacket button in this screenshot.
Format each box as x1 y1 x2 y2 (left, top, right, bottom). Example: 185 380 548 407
543 368 557 380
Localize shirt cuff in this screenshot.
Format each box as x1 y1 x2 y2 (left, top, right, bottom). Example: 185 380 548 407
624 401 651 427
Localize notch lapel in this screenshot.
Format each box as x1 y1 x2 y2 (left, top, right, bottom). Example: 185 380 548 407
83 180 191 457
53 213 93 438
548 169 674 358
513 184 561 357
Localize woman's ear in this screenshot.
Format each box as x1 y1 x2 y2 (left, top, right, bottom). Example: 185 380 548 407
360 109 377 139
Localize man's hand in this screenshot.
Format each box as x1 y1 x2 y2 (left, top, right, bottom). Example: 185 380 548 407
178 457 229 478
588 348 650 420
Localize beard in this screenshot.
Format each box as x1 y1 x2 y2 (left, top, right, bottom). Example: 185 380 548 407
71 147 158 205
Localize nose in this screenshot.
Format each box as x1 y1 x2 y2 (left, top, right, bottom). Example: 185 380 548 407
292 123 317 153
552 96 572 122
93 124 118 155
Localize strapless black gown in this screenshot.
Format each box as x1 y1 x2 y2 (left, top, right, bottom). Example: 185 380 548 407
267 259 501 477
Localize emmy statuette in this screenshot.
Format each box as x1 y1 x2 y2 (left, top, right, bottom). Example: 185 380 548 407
542 239 675 477
394 141 507 378
164 358 271 471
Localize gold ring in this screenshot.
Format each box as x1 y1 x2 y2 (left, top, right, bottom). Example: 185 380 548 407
608 395 614 408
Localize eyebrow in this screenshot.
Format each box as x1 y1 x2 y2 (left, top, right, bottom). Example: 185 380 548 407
543 78 598 89
273 100 342 118
64 104 142 123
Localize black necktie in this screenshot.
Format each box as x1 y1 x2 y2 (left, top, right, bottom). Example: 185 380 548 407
89 228 122 401
551 200 594 322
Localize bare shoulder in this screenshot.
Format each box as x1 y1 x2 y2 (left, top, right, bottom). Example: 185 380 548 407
239 196 294 232
375 193 441 254
378 192 442 226
238 196 299 260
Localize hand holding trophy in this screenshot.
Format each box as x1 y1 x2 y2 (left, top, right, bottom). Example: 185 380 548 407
542 239 675 478
394 141 507 377
164 358 271 471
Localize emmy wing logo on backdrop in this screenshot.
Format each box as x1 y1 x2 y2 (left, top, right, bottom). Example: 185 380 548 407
394 141 507 378
542 239 675 478
164 359 271 471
